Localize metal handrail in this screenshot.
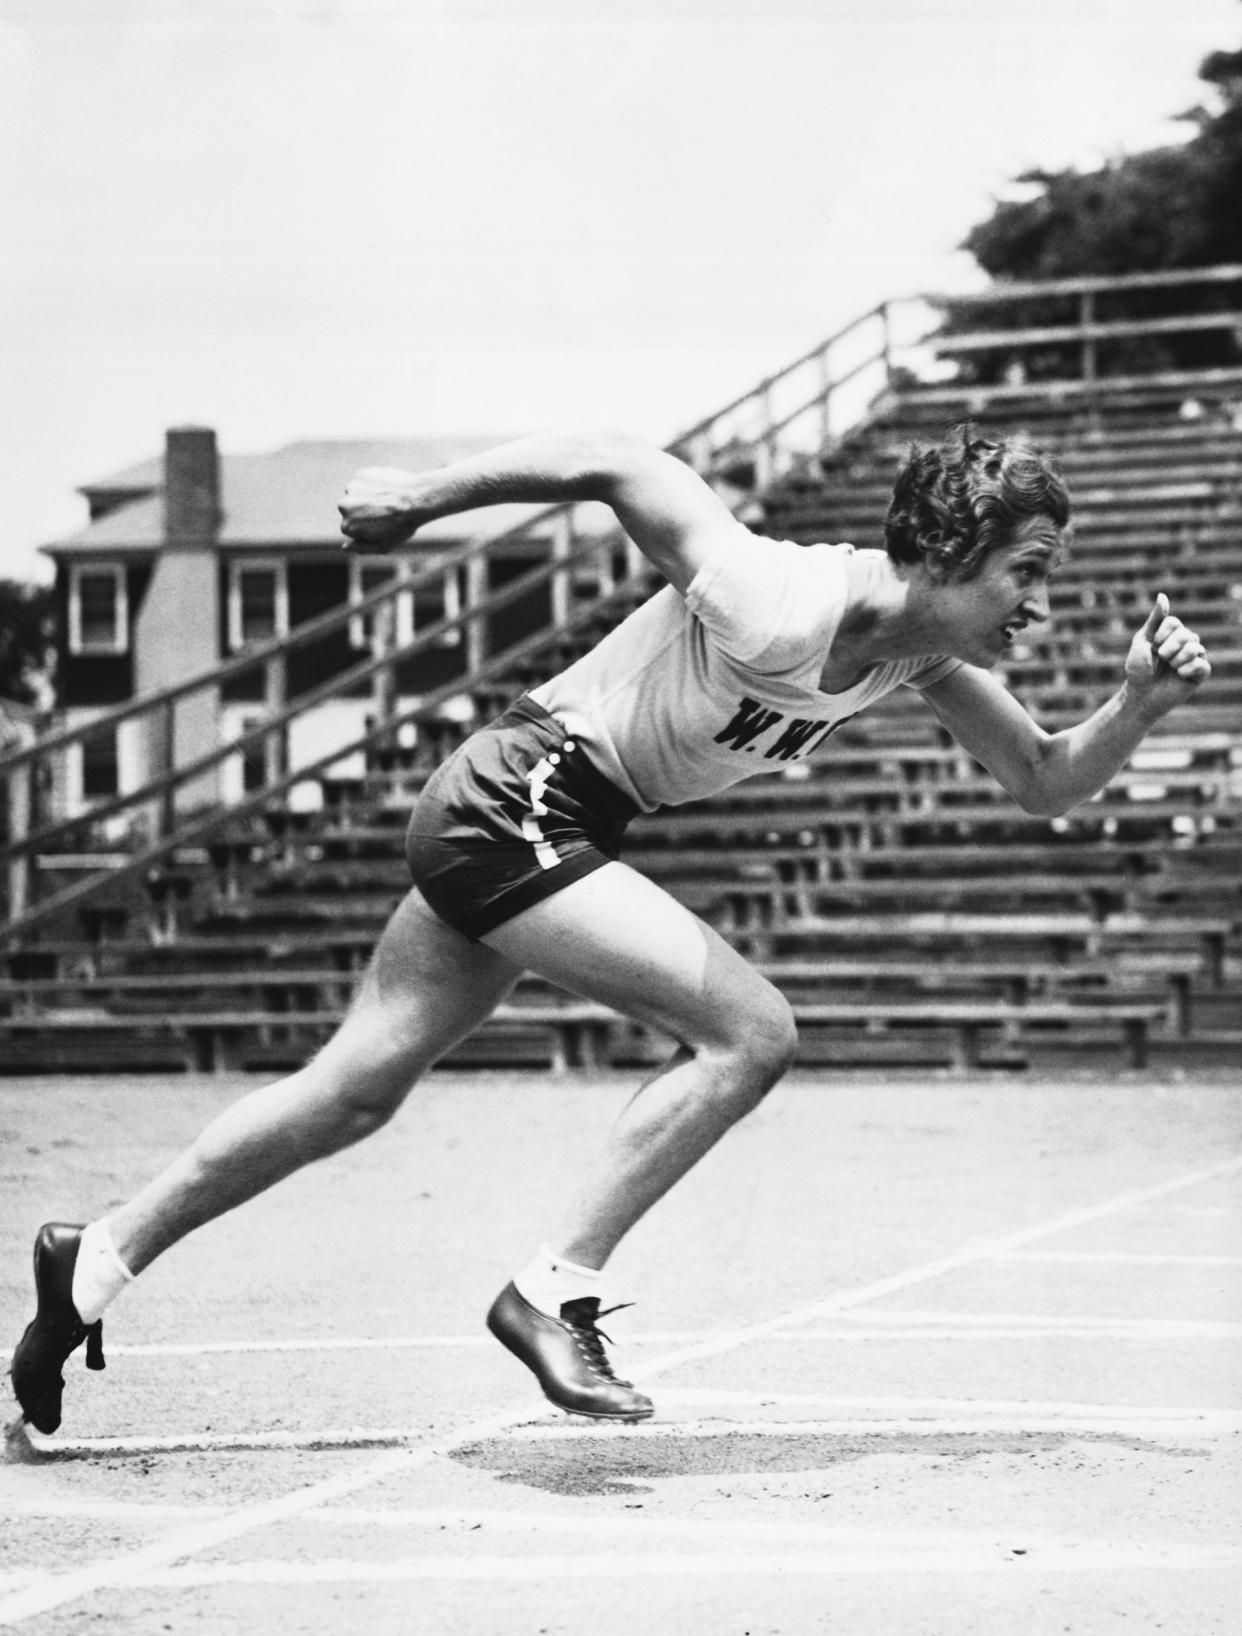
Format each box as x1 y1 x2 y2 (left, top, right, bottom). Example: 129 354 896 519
0 533 632 873
8 260 1242 940
926 264 1242 305
0 573 645 944
668 303 890 451
1 298 901 931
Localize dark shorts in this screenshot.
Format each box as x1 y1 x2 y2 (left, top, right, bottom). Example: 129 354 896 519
406 696 641 940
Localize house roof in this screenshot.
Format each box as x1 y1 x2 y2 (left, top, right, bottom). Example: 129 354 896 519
50 436 614 555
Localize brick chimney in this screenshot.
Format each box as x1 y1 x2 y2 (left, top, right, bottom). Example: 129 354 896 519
137 426 224 807
163 425 220 547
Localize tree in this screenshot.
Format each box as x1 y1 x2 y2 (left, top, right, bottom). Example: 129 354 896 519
942 18 1242 380
0 579 56 707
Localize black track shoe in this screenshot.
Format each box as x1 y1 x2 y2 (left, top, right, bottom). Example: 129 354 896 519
487 1282 654 1421
10 1224 106 1434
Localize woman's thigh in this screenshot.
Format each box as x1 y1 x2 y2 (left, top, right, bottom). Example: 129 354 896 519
318 886 523 1083
480 860 790 1051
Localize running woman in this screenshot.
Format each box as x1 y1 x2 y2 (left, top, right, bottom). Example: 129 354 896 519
10 425 1212 1430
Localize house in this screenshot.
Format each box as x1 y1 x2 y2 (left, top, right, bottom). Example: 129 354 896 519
41 427 617 815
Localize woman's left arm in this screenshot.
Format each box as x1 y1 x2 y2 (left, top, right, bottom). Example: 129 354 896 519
920 594 1212 817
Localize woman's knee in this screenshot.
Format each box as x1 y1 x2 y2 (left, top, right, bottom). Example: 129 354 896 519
706 986 799 1095
305 1019 428 1145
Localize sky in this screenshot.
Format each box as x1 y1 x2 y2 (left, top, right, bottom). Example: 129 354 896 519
2 0 1239 580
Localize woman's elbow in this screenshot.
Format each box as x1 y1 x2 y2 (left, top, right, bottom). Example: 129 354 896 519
578 428 661 488
1019 787 1072 819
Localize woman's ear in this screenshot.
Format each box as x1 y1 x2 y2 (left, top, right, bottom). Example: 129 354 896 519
918 542 957 586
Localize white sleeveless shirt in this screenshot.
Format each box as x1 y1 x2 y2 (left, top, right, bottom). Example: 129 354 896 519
530 526 960 812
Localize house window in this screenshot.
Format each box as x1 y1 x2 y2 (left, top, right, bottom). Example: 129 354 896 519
68 564 128 654
415 566 464 647
81 725 119 798
236 715 268 794
349 557 414 650
227 559 288 651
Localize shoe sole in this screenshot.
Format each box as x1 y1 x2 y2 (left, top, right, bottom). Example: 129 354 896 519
487 1283 655 1421
557 1401 654 1423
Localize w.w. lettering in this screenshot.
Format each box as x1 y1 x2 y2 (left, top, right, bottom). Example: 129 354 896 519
712 696 851 760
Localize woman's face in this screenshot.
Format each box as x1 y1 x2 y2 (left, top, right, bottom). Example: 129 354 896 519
938 515 1063 668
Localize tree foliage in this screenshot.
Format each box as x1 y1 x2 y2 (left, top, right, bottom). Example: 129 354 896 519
0 579 56 706
944 22 1242 380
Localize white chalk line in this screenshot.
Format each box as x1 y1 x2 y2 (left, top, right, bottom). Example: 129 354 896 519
997 1251 1242 1267
830 1310 1242 1336
5 1313 1239 1365
626 1152 1242 1385
4 1148 1240 1627
0 1506 1213 1555
494 1415 1237 1441
0 1331 704 1365
18 1392 1239 1462
5 1532 1237 1596
8 1311 1242 1366
55 1542 1242 1584
2 1510 1236 1595
656 1389 1242 1421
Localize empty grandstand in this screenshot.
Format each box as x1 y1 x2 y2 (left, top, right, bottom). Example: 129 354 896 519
2 266 1240 1074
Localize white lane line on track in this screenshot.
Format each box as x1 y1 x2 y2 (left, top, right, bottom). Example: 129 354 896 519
496 1415 1238 1440
656 1389 1242 1421
4 1148 1240 1628
0 1332 704 1364
82 1542 1242 1583
831 1311 1242 1335
0 1428 506 1625
781 1325 1242 1341
625 1153 1242 1386
996 1251 1242 1267
18 1427 415 1457
0 1500 231 1521
21 1397 1238 1461
3 1316 1233 1366
0 1506 1212 1554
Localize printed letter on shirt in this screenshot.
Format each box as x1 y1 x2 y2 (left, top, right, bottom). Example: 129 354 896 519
764 716 828 760
713 696 784 751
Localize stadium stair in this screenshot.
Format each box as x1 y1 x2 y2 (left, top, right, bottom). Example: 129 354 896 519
3 325 1241 1073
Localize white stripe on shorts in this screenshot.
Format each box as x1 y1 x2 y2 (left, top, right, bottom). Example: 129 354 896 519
521 753 561 870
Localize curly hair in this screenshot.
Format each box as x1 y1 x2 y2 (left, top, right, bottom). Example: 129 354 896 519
883 424 1070 579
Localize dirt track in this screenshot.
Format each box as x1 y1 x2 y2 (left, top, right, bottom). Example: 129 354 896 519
1 1068 1239 1633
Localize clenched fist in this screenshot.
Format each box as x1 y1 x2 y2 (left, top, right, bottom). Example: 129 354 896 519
339 467 424 552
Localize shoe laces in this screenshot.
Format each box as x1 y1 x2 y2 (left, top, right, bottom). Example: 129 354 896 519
558 1298 634 1385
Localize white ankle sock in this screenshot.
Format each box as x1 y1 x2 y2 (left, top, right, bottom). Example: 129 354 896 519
513 1244 605 1316
71 1219 136 1324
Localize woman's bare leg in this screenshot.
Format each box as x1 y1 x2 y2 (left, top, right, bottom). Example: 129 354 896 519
108 888 522 1273
482 860 798 1270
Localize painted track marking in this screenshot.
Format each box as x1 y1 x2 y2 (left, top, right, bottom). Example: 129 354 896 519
71 1542 1242 1583
4 1314 1239 1364
16 1401 1238 1461
3 1149 1240 1627
996 1250 1242 1266
626 1153 1242 1386
2 1316 1233 1367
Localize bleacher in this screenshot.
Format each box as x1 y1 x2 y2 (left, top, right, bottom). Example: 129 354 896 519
3 281 1241 1074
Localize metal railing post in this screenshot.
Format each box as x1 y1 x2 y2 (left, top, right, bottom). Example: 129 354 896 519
369 597 397 742
158 698 176 839
465 554 488 673
264 651 289 783
6 762 32 921
1081 289 1097 384
817 344 834 448
551 509 574 627
879 300 893 384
